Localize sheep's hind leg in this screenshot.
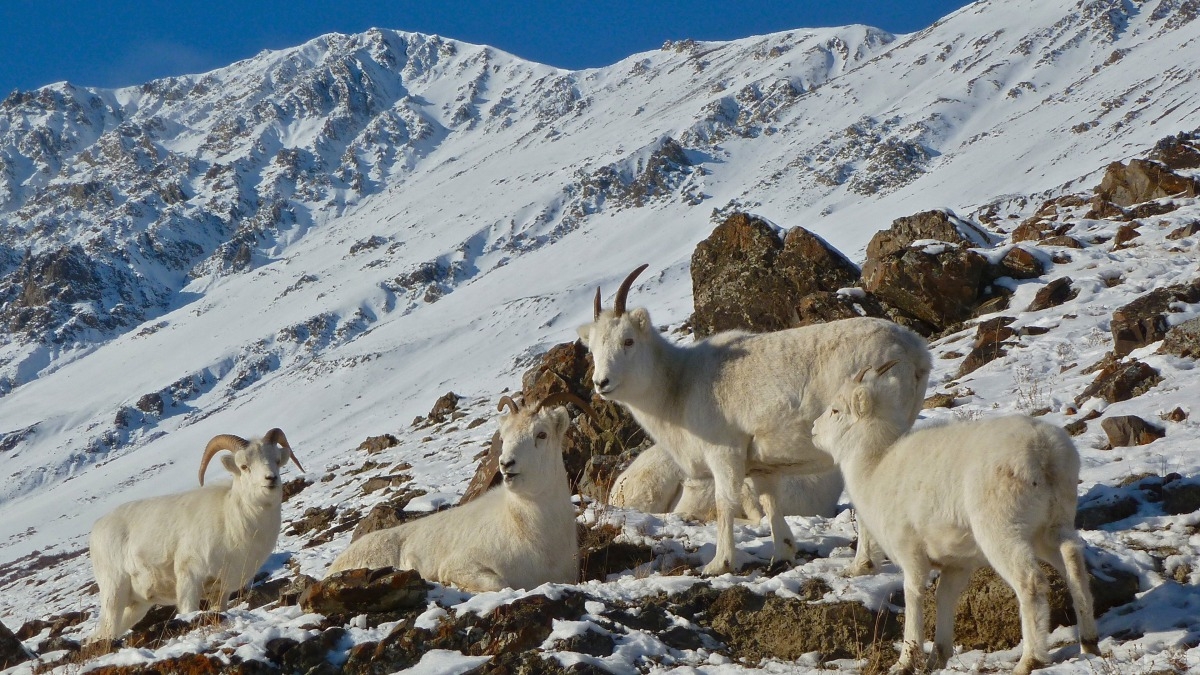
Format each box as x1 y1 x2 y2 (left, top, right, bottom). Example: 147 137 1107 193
984 539 1050 675
930 565 974 670
700 448 746 576
753 474 796 568
1039 531 1099 655
92 577 131 641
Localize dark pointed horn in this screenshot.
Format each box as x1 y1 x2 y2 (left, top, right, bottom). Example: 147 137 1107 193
536 391 602 424
497 395 520 415
199 434 248 486
875 360 900 376
593 287 602 321
264 427 304 474
613 264 649 318
853 366 871 383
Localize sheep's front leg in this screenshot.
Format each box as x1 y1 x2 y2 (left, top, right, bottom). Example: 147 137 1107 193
847 518 881 576
753 474 796 567
895 558 932 675
930 565 973 670
701 448 745 576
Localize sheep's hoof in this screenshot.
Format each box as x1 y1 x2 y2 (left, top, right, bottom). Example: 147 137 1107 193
927 643 952 670
1080 638 1100 656
701 559 734 576
843 560 876 577
1013 657 1046 675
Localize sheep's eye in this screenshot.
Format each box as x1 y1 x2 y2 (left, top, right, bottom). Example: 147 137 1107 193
623 338 634 347
240 464 249 471
536 431 547 440
830 409 840 415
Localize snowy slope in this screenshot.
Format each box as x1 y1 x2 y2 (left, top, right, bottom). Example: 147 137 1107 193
1 0 1200 672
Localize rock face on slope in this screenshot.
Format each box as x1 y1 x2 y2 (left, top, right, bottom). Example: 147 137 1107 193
1093 159 1200 208
690 212 860 337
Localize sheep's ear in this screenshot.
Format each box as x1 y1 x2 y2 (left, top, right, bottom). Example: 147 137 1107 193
550 408 571 439
576 324 591 346
850 388 874 418
628 307 652 333
220 454 240 476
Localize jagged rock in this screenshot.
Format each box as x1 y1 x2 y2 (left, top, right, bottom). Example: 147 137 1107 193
0 620 33 670
993 246 1045 279
1025 277 1077 312
861 244 991 332
1040 234 1085 248
865 209 991 259
460 432 504 505
922 563 1138 651
1094 159 1200 208
358 434 399 454
1013 217 1070 243
1111 223 1141 249
577 453 626 504
550 626 616 656
1111 280 1200 356
690 212 859 337
1148 131 1200 170
1159 317 1200 358
422 392 461 425
579 522 656 581
957 317 1016 377
477 651 609 675
84 653 254 675
460 592 589 656
126 609 221 650
361 474 412 495
1075 358 1162 405
791 290 889 327
135 393 164 415
299 568 429 616
349 489 429 540
1101 415 1165 447
241 574 318 610
704 584 902 662
1167 221 1200 240
16 611 88 641
1063 419 1088 436
266 627 347 675
923 392 956 409
1163 407 1190 422
1076 495 1140 529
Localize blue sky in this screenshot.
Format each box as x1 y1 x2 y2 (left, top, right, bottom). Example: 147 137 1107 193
0 1 974 94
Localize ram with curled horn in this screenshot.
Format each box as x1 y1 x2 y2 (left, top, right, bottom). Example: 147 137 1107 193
328 391 589 591
88 428 303 640
577 263 933 576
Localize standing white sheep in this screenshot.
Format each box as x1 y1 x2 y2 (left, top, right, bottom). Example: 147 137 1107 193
327 392 591 592
608 443 845 521
811 363 1099 675
89 429 304 641
578 264 931 575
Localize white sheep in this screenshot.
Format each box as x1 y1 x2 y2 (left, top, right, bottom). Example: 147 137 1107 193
608 443 845 522
327 392 588 591
89 429 304 641
578 264 931 575
811 363 1099 675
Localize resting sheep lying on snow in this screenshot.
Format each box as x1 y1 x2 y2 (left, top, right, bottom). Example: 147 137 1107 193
608 443 845 521
811 363 1098 675
578 264 931 575
327 393 591 591
89 429 304 640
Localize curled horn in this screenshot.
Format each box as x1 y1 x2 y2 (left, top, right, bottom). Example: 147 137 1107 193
497 395 521 415
264 427 305 474
198 434 248 486
853 366 872 383
875 360 901 376
613 264 649 318
593 287 602 321
536 390 602 424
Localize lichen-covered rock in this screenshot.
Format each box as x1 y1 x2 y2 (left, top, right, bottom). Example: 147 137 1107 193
1148 131 1200 171
1159 317 1200 358
1025 277 1077 312
690 212 859 337
1111 280 1200 356
357 434 399 454
299 568 429 616
957 316 1015 377
1094 159 1200 208
993 246 1045 279
865 208 992 259
1075 358 1162 405
861 244 991 332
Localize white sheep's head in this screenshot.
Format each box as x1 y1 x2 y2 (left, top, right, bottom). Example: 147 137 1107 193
496 392 598 492
576 263 655 401
812 362 902 463
198 429 304 499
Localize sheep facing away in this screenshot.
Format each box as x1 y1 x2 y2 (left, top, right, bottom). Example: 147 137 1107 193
327 393 591 592
89 429 304 641
608 443 845 522
578 264 931 575
812 363 1098 675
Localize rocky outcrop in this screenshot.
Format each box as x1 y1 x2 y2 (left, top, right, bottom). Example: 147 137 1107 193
1111 280 1200 356
1075 358 1162 405
862 244 992 333
865 209 992 259
690 212 860 337
299 568 429 616
1101 415 1165 447
957 316 1015 377
1025 277 1077 312
1159 317 1200 358
0 620 33 670
1093 159 1200 208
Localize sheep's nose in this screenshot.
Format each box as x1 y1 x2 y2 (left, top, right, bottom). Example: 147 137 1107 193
594 378 610 390
500 459 515 470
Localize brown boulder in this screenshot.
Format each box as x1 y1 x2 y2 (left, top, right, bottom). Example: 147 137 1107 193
1040 234 1084 248
1100 415 1165 447
1111 280 1200 356
1013 217 1070 243
690 212 859 337
1166 222 1200 240
1094 159 1200 207
1025 277 1077 312
358 434 399 454
1148 131 1200 171
1159 317 1200 358
299 568 429 616
957 317 1015 377
993 246 1045 280
1075 358 1162 405
866 209 992 259
351 489 430 540
861 244 991 331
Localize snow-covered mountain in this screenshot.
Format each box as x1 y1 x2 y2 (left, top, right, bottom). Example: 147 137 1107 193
2 0 1200 672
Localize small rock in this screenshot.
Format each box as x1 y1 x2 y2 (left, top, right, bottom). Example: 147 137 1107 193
1100 415 1165 447
1025 277 1077 312
1076 495 1139 529
923 392 956 409
0 620 33 670
1162 407 1189 422
1166 221 1200 240
1163 480 1200 516
1075 358 1162 405
358 434 399 454
299 568 430 616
